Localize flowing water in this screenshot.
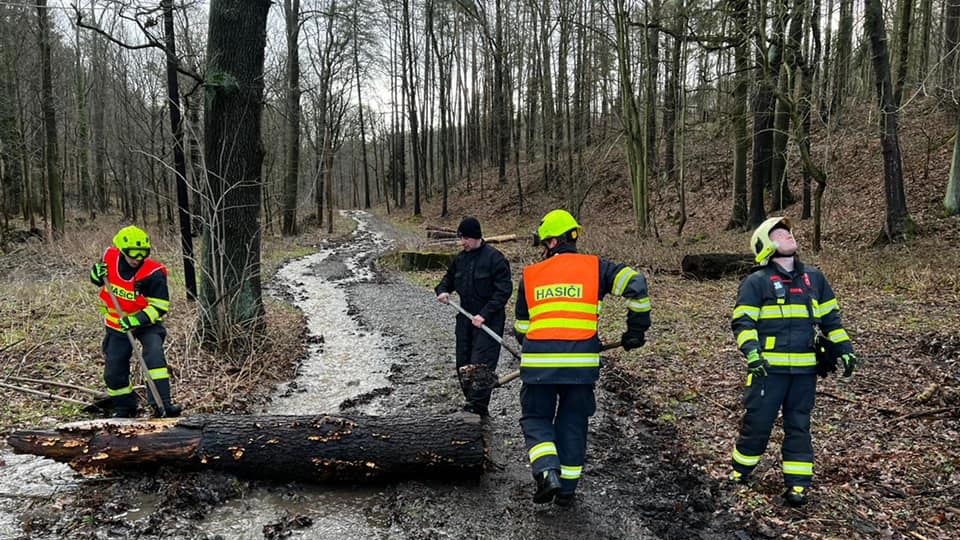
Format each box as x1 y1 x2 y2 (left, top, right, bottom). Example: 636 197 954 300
0 210 405 539
196 210 399 538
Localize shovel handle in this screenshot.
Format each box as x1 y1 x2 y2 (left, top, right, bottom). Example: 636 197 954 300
447 301 521 360
102 277 166 416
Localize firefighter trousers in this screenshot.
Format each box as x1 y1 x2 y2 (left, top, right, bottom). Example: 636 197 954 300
732 372 816 488
102 325 172 413
520 383 596 495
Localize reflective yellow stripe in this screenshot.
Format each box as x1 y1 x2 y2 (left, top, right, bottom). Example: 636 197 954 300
148 367 170 380
627 297 651 313
759 305 810 319
107 384 133 397
143 306 161 323
763 352 817 367
520 353 601 369
736 329 758 347
732 448 761 467
814 298 838 317
783 461 813 476
528 318 598 333
514 320 530 333
764 336 776 350
612 268 638 296
560 465 583 480
733 305 760 321
146 296 170 311
529 301 598 318
827 328 850 343
529 442 558 464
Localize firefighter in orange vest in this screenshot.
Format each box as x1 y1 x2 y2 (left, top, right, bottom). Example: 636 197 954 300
514 209 651 507
90 226 181 418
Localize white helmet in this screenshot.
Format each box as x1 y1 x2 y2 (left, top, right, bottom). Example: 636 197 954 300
750 217 792 265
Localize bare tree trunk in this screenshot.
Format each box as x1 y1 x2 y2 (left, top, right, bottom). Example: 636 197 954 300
162 0 197 301
200 0 270 354
864 0 912 245
37 0 63 239
727 0 750 230
281 0 302 236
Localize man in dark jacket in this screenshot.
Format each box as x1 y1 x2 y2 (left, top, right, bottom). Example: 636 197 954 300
436 217 512 416
514 209 650 507
729 217 857 507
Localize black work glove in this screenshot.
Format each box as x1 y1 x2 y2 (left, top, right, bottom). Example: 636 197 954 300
90 262 107 286
621 328 645 351
839 353 858 377
746 350 769 377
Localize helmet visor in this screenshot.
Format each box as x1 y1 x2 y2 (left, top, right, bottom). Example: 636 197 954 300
123 247 150 261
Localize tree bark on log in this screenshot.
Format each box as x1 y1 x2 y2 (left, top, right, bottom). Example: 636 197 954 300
6 413 485 483
681 253 755 279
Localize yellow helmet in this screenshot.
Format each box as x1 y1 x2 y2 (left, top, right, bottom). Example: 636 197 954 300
751 217 791 265
534 209 582 246
113 225 151 261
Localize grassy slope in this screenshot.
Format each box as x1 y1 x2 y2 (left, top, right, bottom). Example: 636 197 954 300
2 98 958 539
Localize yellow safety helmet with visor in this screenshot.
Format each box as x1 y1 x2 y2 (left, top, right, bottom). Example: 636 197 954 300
113 225 152 261
751 216 792 265
533 209 582 246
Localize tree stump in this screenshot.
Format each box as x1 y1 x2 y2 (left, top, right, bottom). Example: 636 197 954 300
6 413 485 483
681 253 755 280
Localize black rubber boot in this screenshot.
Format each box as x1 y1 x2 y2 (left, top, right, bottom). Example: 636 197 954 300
783 486 808 507
152 403 182 417
533 469 561 503
554 492 575 507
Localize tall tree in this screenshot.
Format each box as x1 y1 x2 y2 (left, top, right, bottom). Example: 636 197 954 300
200 0 271 354
37 0 64 238
161 0 197 301
281 0 302 236
864 0 912 244
726 0 750 229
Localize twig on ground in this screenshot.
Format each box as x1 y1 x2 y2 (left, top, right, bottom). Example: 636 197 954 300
887 406 960 424
2 375 103 396
0 382 90 406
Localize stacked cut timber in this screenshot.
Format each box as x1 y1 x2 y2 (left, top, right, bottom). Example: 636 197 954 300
6 413 485 483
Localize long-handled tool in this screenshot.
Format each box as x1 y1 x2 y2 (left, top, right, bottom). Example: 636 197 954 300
447 301 620 391
102 277 167 416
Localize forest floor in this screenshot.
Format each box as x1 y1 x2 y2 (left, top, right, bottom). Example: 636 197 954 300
1 98 959 539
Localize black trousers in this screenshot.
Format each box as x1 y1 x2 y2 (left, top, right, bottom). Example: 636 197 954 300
454 313 504 412
102 325 172 411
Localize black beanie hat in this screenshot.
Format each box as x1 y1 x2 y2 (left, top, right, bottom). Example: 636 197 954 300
457 217 483 239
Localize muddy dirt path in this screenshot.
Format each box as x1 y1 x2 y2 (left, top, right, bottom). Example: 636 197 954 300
2 211 752 539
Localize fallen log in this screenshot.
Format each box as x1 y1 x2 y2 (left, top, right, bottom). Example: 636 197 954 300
6 413 485 483
681 253 754 280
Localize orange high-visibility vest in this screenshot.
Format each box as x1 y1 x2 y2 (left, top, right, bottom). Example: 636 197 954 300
98 246 166 330
523 253 600 341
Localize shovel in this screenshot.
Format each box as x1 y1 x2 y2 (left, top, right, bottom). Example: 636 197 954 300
446 301 620 394
102 276 167 416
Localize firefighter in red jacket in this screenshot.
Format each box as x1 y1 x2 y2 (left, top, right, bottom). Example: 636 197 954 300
729 217 857 506
514 209 651 507
90 226 181 418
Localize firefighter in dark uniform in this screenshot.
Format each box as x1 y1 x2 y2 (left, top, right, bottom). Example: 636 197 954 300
90 225 181 418
435 217 512 416
514 209 650 507
729 217 857 506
